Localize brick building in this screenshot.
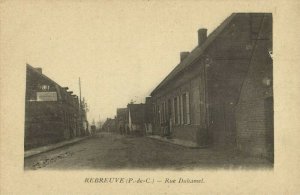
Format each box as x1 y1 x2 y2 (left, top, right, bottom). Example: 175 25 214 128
102 118 117 132
115 97 153 136
25 64 83 149
150 13 273 161
127 103 146 136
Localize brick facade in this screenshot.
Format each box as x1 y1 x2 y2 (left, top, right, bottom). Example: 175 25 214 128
235 14 273 161
150 13 273 160
25 64 82 149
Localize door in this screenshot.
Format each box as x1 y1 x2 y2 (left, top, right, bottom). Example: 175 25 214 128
264 97 274 162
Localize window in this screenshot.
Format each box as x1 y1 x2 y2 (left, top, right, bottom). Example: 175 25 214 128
186 92 190 124
154 104 157 123
168 99 172 120
163 101 166 123
39 84 50 91
180 95 184 124
177 96 180 124
158 104 162 124
182 92 190 124
174 97 178 124
161 102 164 124
183 94 187 124
172 98 176 124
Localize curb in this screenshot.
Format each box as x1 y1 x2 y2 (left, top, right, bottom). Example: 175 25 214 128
24 137 90 158
147 136 208 149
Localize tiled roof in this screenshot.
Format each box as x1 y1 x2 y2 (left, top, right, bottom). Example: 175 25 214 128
150 13 236 95
26 64 62 88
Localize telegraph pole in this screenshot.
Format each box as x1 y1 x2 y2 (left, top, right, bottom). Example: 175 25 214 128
79 77 83 135
79 77 82 103
98 114 101 130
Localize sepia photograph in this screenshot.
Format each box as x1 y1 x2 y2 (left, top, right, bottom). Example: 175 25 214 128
23 12 273 170
1 1 300 194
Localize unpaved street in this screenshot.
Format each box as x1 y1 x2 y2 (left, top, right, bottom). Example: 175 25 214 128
24 133 272 170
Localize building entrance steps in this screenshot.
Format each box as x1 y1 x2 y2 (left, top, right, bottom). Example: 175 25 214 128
24 136 90 158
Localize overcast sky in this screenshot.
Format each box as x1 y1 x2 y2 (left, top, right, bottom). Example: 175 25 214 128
2 1 232 122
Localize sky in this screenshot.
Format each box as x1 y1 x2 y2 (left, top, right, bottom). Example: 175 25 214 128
1 1 233 123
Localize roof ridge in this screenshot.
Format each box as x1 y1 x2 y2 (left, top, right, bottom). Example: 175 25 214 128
150 13 237 95
26 63 63 88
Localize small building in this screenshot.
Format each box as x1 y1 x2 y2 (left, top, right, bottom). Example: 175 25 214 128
127 103 146 136
150 13 273 161
144 97 154 135
25 64 82 149
116 97 153 136
102 118 117 133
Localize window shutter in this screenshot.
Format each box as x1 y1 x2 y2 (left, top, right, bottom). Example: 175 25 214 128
180 95 184 124
163 102 165 123
177 96 180 124
186 92 190 124
164 101 167 123
159 104 162 124
172 98 175 124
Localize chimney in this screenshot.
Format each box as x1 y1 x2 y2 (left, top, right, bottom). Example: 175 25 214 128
180 51 190 62
145 97 152 104
198 28 207 46
35 67 42 74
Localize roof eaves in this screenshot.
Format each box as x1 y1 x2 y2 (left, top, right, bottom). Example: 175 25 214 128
26 64 63 89
150 13 236 96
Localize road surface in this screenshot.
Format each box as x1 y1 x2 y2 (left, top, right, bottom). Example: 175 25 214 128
24 132 272 170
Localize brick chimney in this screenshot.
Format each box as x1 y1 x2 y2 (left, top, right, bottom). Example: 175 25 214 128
180 51 190 62
198 28 207 46
145 97 152 104
35 67 42 74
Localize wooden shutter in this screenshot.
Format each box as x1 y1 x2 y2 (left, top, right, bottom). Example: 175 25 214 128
180 95 184 124
177 96 180 124
186 92 190 124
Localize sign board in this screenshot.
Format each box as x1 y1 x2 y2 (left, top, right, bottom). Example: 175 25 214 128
37 92 57 101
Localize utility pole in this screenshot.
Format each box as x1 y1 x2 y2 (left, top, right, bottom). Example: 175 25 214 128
98 114 101 130
79 77 83 135
79 77 82 103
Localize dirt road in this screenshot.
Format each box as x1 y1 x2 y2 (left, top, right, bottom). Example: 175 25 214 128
24 133 272 170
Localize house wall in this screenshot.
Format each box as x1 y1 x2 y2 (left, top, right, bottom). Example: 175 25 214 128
151 61 208 146
25 66 81 149
25 102 66 149
151 14 273 155
235 14 273 161
206 58 250 148
204 14 271 149
127 104 147 136
151 14 256 147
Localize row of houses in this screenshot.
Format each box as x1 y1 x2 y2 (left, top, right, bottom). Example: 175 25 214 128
25 64 89 149
110 13 273 161
102 97 153 136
